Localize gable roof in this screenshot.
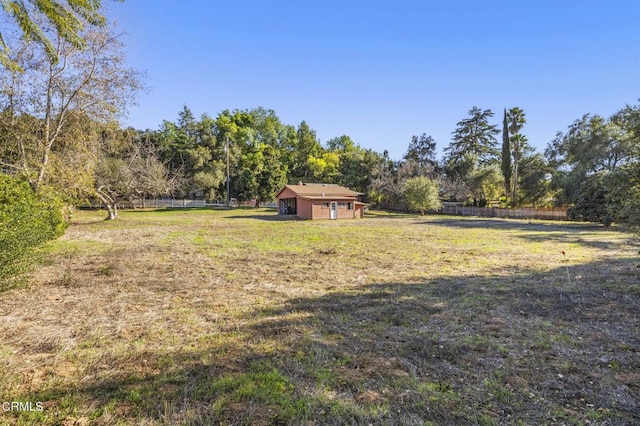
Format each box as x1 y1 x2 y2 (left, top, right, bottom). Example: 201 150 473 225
276 183 362 199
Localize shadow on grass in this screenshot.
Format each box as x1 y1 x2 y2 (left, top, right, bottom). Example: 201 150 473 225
224 214 300 222
123 207 218 214
121 207 282 217
68 218 108 226
9 259 640 425
425 216 608 232
425 216 637 251
364 210 418 219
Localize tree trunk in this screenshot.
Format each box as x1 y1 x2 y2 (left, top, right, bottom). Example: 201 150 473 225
105 203 118 220
96 186 118 220
512 155 519 202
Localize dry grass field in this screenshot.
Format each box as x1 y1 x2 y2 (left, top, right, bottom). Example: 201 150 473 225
1 208 639 425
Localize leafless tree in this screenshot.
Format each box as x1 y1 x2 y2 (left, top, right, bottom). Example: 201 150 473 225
95 141 183 220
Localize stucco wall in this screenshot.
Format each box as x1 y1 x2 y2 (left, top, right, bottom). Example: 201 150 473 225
311 202 330 220
297 198 313 220
277 187 298 199
309 200 360 220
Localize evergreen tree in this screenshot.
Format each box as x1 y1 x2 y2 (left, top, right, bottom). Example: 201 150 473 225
157 107 225 198
445 106 499 169
501 108 512 195
507 107 527 200
404 133 438 177
517 153 553 206
236 143 287 207
443 107 499 203
290 121 322 182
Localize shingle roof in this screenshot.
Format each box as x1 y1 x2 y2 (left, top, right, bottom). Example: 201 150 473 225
276 183 362 198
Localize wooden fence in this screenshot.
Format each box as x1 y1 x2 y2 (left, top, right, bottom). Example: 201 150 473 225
440 205 568 220
381 203 568 221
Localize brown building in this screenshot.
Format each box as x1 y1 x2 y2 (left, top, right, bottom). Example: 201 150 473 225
276 183 366 220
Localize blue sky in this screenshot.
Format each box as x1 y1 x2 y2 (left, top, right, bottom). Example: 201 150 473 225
107 1 640 160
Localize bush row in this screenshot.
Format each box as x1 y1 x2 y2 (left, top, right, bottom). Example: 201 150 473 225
0 175 67 289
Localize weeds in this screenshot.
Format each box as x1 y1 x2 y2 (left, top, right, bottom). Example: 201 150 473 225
0 208 638 424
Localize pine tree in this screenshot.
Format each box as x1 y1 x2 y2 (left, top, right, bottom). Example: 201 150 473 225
445 107 500 168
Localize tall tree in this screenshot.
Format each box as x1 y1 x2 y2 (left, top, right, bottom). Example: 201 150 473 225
368 150 399 207
307 151 340 183
253 144 287 207
469 164 504 206
213 108 253 199
545 112 635 204
158 106 198 173
545 103 640 218
517 153 553 206
404 133 437 176
235 143 286 207
444 106 499 170
213 107 290 204
0 26 142 200
605 161 640 229
442 107 499 203
0 0 122 70
507 107 526 135
325 135 382 193
338 147 382 194
566 172 613 226
612 103 640 159
507 107 527 200
290 121 322 182
326 135 356 153
159 109 226 199
501 108 512 195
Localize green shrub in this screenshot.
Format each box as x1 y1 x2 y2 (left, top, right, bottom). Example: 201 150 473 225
567 172 613 226
0 175 67 289
403 176 441 215
605 162 640 232
567 164 640 229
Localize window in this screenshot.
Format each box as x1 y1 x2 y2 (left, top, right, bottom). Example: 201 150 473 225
321 202 330 209
338 202 346 209
347 202 353 210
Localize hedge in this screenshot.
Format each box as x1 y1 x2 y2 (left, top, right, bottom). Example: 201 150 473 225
0 175 67 288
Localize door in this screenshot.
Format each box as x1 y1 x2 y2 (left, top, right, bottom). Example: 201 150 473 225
330 202 337 220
